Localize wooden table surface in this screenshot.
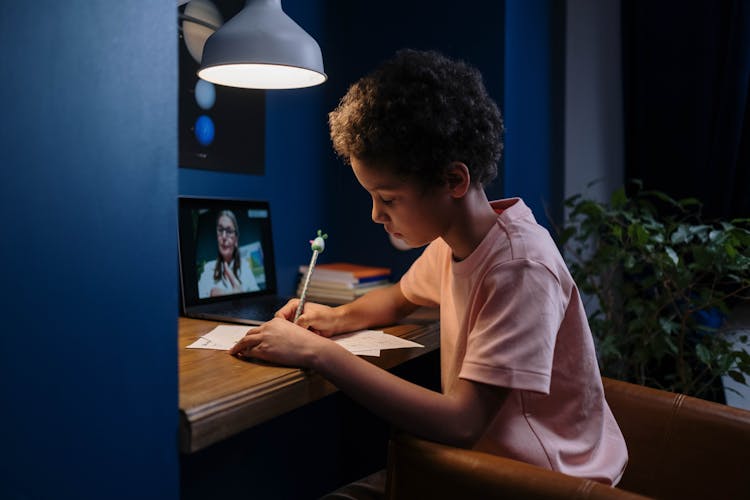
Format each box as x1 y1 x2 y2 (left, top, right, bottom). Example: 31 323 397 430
178 314 440 453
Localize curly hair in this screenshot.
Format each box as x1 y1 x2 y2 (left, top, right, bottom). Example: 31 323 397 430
329 49 504 189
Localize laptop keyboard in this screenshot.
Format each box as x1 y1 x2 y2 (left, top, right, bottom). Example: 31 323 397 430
220 296 291 319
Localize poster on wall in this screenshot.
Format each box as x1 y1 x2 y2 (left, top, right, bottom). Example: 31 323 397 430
178 0 265 175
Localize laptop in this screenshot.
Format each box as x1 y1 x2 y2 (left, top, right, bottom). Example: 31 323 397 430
178 196 292 325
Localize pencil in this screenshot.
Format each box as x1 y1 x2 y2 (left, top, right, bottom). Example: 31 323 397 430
294 230 327 323
294 249 319 323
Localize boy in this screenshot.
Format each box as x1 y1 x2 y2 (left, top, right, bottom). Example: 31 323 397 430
230 49 628 485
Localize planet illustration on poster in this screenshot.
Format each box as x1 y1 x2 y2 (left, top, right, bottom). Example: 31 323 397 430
195 79 216 110
178 0 265 174
194 115 215 146
181 0 223 64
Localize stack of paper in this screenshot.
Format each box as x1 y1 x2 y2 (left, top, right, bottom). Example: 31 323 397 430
186 325 423 358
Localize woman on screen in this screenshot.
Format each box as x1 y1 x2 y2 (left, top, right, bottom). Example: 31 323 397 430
198 210 260 298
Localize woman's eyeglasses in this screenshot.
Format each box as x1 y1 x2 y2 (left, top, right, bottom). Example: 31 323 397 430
216 225 237 237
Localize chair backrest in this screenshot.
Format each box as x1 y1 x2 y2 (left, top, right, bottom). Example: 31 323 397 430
603 377 750 500
384 378 750 499
385 432 648 500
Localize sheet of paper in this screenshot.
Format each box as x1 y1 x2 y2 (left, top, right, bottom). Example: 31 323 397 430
186 325 254 350
186 325 424 358
350 349 382 357
332 330 424 357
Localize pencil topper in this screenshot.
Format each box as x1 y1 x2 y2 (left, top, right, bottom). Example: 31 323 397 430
310 229 328 253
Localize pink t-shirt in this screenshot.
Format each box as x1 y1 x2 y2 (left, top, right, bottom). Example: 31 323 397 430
400 198 628 485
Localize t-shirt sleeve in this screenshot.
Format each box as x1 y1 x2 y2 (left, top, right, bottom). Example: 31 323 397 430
460 258 567 394
399 240 444 308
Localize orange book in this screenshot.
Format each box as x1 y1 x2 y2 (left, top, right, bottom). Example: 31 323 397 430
298 262 391 284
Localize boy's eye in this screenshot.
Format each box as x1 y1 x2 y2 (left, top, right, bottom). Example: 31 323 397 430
379 196 394 205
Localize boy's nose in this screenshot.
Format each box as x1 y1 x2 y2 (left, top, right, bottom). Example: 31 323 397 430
371 203 388 224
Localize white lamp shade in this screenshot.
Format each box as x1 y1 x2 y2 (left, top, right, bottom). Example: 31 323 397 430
198 0 327 89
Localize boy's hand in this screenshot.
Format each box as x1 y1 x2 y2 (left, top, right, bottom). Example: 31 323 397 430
274 299 342 337
228 317 331 367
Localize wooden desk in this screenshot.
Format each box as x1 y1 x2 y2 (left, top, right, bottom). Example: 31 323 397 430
179 315 440 453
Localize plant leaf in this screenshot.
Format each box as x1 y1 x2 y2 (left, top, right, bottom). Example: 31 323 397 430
665 246 679 265
728 371 747 385
611 188 627 208
695 343 712 366
671 225 691 244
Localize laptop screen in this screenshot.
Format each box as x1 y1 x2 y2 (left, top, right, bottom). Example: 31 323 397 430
178 196 278 309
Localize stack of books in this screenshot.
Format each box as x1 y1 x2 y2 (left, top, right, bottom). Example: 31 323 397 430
297 262 392 305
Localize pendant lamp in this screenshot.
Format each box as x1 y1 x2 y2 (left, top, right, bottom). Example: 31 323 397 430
198 0 327 89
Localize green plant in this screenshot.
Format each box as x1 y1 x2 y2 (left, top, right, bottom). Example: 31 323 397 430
559 182 750 401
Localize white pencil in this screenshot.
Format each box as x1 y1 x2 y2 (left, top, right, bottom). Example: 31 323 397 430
294 230 328 323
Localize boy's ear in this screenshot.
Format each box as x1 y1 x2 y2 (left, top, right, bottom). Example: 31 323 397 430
445 162 471 198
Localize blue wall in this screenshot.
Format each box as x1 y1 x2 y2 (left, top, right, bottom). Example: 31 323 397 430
0 3 178 499
504 0 565 229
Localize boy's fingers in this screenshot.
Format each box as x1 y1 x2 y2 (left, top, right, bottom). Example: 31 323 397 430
274 299 299 319
229 331 261 355
295 314 310 329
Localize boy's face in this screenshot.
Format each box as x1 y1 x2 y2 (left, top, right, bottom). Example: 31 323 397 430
351 157 451 248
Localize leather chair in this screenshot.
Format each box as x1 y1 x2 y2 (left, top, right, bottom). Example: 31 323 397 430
384 377 750 500
601 377 750 499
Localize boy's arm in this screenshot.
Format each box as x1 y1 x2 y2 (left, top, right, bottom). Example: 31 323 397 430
313 342 509 447
335 282 420 330
231 318 508 448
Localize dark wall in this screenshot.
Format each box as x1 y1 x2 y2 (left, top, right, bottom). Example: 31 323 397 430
622 1 750 219
0 2 178 499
